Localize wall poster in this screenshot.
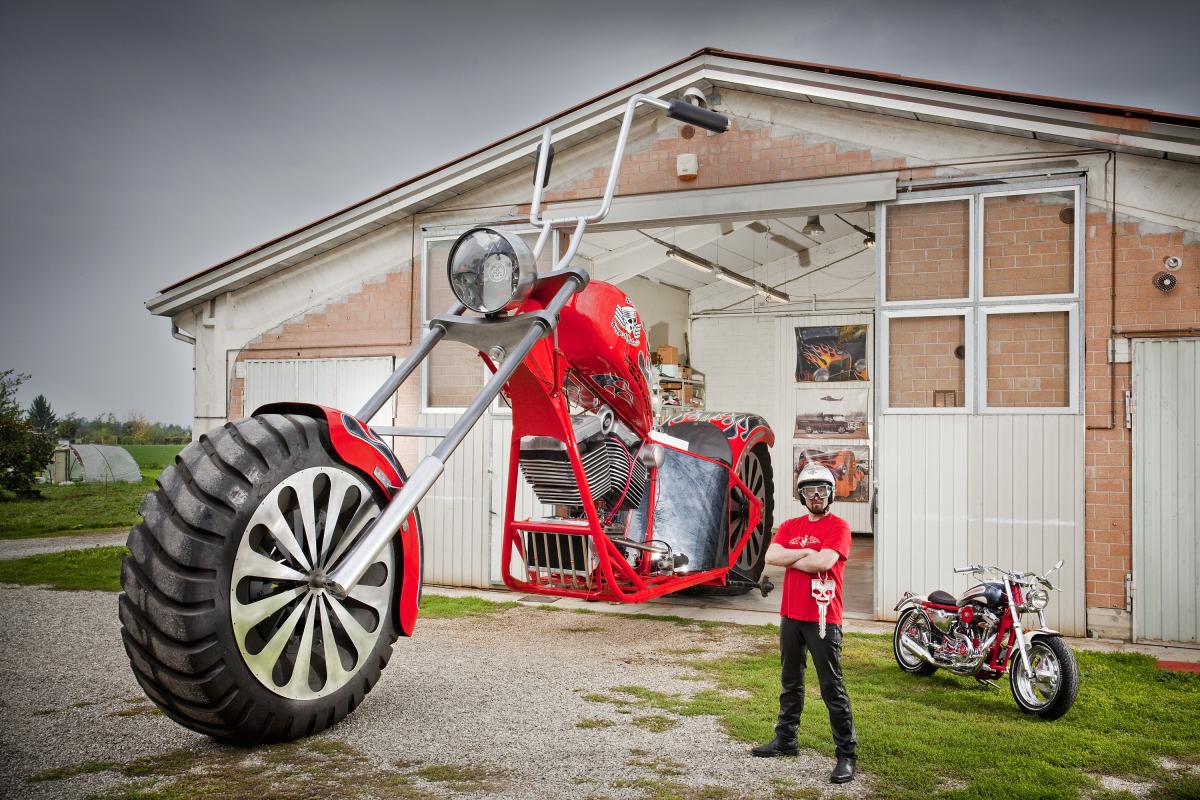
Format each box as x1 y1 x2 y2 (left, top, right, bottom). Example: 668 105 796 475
794 387 869 439
795 324 869 382
793 444 871 503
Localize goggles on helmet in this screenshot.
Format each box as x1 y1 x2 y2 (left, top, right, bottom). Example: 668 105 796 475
799 484 832 500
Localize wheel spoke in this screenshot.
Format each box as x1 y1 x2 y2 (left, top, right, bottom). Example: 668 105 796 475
319 596 351 687
243 593 310 678
347 580 390 610
323 502 379 570
231 585 306 635
284 597 319 695
327 593 379 649
260 503 312 571
295 475 321 567
233 548 306 584
319 472 355 565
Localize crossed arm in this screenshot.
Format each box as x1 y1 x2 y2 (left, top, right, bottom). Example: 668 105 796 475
765 543 840 574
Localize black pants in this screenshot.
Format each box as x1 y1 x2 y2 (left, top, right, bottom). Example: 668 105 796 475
774 617 856 759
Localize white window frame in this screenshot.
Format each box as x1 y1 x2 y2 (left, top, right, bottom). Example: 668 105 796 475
420 226 557 414
879 307 974 415
978 303 1079 415
877 193 976 307
879 177 1084 415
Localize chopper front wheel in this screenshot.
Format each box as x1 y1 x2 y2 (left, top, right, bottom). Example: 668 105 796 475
1009 636 1079 720
118 413 401 743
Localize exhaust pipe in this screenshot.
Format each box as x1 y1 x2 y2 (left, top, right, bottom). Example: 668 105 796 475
900 634 939 667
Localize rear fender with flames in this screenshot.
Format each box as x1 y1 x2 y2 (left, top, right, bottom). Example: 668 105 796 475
252 402 422 637
661 411 774 466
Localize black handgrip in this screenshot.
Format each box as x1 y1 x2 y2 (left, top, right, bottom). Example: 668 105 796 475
666 99 729 133
534 141 555 188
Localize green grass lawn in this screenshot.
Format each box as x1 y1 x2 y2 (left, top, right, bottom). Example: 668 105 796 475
122 444 185 470
5 547 1197 800
0 475 156 539
0 444 182 540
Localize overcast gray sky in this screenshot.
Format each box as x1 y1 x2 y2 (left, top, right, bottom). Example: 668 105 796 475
2 0 1197 425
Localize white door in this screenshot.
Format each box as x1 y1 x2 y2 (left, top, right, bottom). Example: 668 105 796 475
242 357 395 428
1133 339 1200 643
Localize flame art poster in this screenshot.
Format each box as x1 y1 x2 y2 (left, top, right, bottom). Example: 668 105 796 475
795 325 869 382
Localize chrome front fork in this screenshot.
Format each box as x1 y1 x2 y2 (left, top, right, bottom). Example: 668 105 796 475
1004 577 1034 679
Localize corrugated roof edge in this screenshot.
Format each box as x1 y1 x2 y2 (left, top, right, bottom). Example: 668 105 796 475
156 46 1200 297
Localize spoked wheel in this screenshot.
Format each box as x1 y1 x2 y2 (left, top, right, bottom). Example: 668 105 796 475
893 609 938 676
691 442 774 596
1009 636 1079 720
119 413 403 743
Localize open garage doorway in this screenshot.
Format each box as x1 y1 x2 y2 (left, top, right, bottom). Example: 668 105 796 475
571 209 878 618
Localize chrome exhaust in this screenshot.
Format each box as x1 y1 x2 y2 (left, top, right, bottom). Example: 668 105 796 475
900 634 938 667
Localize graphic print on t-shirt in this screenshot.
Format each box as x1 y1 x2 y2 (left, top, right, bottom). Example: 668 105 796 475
771 514 852 625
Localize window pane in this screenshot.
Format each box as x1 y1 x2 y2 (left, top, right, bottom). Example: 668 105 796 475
426 239 485 408
888 315 966 408
983 192 1075 297
986 311 1069 407
885 200 970 301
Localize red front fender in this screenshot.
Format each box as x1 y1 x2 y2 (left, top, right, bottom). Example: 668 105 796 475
252 402 422 637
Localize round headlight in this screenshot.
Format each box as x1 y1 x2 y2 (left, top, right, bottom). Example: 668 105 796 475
447 228 537 314
1026 588 1050 611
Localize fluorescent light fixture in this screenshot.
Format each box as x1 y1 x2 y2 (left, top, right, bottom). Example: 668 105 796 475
759 285 790 303
714 267 756 290
666 248 715 274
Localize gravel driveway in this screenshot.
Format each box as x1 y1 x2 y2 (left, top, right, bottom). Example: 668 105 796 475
0 585 870 800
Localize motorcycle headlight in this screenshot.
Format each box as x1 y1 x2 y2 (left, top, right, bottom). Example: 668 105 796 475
447 228 537 314
1026 588 1050 611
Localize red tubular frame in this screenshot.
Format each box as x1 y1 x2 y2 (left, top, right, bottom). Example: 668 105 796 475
494 338 763 603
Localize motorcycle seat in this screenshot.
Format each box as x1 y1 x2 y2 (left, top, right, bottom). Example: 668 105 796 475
928 590 957 606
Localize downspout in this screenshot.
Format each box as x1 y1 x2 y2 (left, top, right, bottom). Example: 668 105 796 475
171 323 196 346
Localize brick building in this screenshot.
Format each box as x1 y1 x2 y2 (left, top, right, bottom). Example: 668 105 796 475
147 49 1200 644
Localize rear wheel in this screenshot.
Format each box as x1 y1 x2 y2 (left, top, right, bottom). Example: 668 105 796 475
893 609 938 676
690 442 774 596
1009 636 1079 720
119 413 401 743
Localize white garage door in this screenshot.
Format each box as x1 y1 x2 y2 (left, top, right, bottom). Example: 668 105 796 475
242 357 395 427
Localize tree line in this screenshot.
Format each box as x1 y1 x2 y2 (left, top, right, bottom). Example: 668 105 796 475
2 371 190 495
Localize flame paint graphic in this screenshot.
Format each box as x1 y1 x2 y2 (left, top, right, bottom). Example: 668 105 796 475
804 344 848 370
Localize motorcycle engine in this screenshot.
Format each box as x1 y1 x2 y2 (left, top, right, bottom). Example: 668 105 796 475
932 604 1000 667
518 407 648 516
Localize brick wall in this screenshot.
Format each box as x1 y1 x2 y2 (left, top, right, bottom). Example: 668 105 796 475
983 192 1074 297
986 311 1069 407
885 200 970 301
887 315 966 407
1082 211 1200 611
230 265 423 466
540 120 910 205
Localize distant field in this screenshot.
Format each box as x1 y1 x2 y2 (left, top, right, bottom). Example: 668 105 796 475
122 444 185 470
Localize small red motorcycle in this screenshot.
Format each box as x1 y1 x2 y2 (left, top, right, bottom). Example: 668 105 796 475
119 93 777 743
892 561 1079 719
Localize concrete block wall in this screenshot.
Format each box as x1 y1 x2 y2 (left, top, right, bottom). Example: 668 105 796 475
885 200 970 301
887 315 966 407
986 311 1069 407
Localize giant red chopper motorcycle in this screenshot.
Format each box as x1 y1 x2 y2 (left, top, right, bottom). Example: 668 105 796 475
119 94 778 743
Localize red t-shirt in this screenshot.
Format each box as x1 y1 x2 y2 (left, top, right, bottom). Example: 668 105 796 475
771 514 852 624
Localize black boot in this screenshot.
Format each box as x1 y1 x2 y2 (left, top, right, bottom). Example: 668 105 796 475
751 735 799 757
829 755 856 783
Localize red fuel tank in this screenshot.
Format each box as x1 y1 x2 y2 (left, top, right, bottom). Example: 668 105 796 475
546 280 655 434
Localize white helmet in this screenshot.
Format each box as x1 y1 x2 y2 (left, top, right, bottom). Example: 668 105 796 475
796 462 836 513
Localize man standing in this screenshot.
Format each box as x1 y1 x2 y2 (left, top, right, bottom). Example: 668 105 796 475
751 462 857 784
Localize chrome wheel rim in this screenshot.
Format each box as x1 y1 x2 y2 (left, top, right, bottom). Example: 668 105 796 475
1013 641 1062 709
230 466 392 700
731 449 767 571
896 612 929 669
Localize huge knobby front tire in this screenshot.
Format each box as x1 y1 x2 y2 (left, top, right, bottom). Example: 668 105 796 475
119 413 401 743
